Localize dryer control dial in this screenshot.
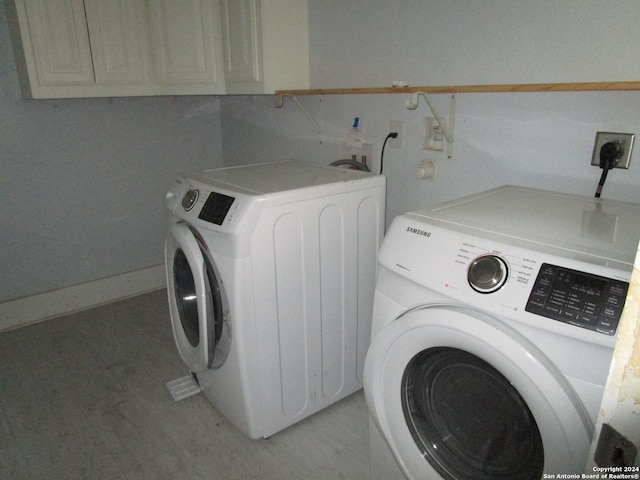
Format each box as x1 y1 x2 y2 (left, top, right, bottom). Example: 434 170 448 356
182 189 199 211
468 254 509 293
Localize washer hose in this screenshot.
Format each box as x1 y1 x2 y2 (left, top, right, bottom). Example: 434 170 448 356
329 158 370 172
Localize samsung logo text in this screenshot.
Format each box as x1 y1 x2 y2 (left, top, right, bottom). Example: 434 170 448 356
406 227 431 237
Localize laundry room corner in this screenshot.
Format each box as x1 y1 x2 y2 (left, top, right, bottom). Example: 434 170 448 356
0 2 227 329
3 0 640 477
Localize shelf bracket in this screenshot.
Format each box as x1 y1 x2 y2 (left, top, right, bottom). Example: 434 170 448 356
275 94 324 140
405 91 454 146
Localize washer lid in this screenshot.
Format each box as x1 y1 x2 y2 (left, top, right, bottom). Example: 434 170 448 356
409 185 640 266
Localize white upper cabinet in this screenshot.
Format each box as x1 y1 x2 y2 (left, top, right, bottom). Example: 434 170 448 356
12 0 225 98
220 0 309 94
11 0 308 98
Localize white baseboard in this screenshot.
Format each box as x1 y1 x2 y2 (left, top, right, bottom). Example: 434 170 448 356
0 265 167 332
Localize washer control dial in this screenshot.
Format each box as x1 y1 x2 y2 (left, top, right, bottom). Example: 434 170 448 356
468 254 509 293
181 189 199 211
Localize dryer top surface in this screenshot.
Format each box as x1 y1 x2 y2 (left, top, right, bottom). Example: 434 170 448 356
409 185 640 265
186 159 384 196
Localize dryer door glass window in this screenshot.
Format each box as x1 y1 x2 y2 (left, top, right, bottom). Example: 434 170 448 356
402 347 544 480
173 248 200 347
172 243 228 369
203 252 225 365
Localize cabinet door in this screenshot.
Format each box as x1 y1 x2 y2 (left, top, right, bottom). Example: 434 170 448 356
220 0 309 94
147 0 224 87
84 0 148 84
20 0 94 85
220 0 263 93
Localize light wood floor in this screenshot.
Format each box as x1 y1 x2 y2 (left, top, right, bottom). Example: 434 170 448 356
0 290 370 479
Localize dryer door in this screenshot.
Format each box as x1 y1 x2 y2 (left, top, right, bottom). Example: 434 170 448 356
364 304 593 480
165 223 230 373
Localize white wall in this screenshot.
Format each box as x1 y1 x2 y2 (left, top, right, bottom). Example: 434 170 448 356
0 5 224 303
308 0 640 88
221 0 640 222
221 1 640 225
221 91 640 226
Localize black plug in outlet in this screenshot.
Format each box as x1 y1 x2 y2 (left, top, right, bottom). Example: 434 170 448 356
591 132 635 169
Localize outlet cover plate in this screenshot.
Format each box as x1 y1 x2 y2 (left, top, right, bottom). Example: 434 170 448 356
591 132 634 169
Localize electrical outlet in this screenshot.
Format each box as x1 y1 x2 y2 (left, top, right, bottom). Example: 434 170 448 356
591 132 635 169
389 120 403 148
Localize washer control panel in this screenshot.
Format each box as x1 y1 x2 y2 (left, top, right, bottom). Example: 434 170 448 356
525 263 629 335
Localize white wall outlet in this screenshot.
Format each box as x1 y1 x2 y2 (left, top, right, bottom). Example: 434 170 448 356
389 120 403 148
591 132 634 169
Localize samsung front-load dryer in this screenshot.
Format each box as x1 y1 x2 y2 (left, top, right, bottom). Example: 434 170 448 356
364 186 640 480
165 160 386 439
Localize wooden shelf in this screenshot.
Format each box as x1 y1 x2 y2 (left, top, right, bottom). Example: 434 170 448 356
276 81 640 96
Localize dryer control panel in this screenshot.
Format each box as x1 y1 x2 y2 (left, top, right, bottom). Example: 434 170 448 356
198 191 236 225
525 263 629 335
165 174 259 233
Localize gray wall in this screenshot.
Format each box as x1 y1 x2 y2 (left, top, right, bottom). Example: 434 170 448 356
308 0 640 88
0 6 224 302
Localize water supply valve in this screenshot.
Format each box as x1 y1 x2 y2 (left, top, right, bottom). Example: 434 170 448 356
415 160 438 179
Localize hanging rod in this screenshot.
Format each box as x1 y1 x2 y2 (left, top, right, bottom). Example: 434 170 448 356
275 94 323 137
405 92 453 145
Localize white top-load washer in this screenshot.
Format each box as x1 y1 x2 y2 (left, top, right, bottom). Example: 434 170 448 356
165 160 386 439
364 186 640 480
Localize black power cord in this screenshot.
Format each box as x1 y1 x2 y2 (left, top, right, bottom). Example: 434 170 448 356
594 141 622 198
380 132 398 174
